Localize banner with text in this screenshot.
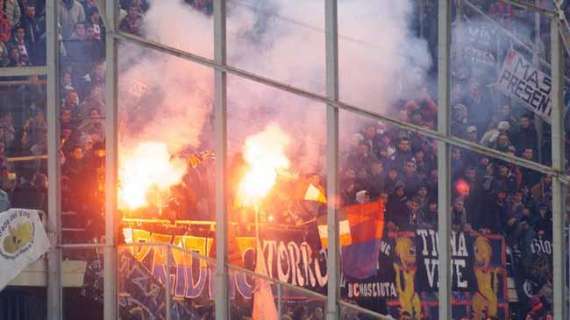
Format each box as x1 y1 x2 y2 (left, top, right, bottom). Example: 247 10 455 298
122 226 507 319
343 229 508 319
496 49 552 122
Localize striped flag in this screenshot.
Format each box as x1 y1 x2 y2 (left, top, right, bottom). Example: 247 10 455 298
341 199 385 279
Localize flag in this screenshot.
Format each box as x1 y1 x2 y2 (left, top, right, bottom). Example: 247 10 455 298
341 200 384 279
252 242 278 320
345 200 384 243
0 209 50 291
304 184 327 203
318 220 352 248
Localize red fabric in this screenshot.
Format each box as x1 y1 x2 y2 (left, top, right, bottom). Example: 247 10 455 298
344 199 384 244
0 14 11 43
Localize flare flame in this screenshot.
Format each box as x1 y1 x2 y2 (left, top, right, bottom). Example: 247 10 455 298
238 124 291 207
119 142 187 210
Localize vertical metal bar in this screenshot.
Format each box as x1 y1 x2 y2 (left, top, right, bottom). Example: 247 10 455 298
551 15 567 320
437 0 452 320
213 0 229 319
165 245 172 320
325 0 340 319
277 282 282 319
456 0 462 25
46 0 61 319
104 0 119 319
419 0 425 38
533 0 544 163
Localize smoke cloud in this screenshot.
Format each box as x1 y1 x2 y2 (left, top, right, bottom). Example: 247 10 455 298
118 0 432 174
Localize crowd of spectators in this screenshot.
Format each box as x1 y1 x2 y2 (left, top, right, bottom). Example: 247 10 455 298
0 0 46 66
0 0 116 242
337 1 568 319
1 0 569 319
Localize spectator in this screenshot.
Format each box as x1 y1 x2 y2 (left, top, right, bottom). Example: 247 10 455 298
385 182 407 231
520 148 541 186
451 197 468 232
418 199 437 228
0 38 7 66
86 9 103 41
465 125 478 143
21 110 47 153
366 160 385 199
389 136 413 170
1 0 21 28
512 114 539 154
9 25 30 62
6 41 21 65
401 159 420 196
119 4 142 35
19 3 43 64
0 112 15 148
81 0 99 15
480 121 510 147
0 0 11 43
70 21 87 40
59 0 86 40
120 0 149 12
451 104 469 138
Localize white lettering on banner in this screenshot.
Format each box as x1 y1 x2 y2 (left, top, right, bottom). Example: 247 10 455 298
264 240 276 279
454 260 468 288
277 241 290 281
496 50 553 122
347 282 397 298
416 229 470 289
425 258 438 287
288 241 303 286
530 238 552 255
257 239 327 289
422 259 469 289
301 243 317 287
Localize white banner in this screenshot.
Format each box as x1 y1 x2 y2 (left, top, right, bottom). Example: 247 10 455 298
0 209 50 291
496 49 552 123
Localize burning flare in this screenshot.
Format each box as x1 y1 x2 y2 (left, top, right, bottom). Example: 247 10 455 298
119 142 187 210
238 124 291 207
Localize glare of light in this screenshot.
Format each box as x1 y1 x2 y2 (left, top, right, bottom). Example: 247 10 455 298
238 124 290 207
119 142 187 210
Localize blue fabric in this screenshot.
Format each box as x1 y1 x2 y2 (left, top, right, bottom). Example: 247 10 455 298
341 240 381 280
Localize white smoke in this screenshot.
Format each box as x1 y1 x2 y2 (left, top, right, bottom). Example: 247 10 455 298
118 0 431 173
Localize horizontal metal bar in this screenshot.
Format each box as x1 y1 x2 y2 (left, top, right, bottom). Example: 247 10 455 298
122 218 306 230
121 242 220 265
0 79 47 86
498 0 555 16
338 301 395 320
59 243 106 249
122 217 216 225
227 263 326 299
114 30 570 183
0 66 47 77
6 155 48 162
